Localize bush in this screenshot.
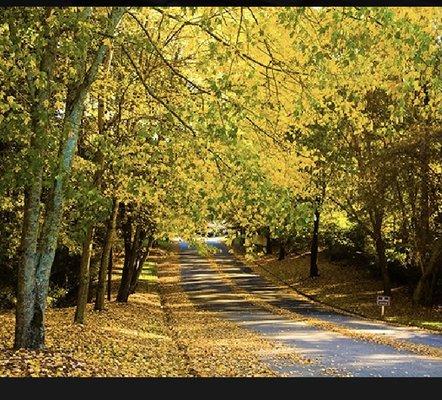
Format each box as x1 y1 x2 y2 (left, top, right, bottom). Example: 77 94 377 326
322 223 368 264
155 239 171 251
47 286 69 308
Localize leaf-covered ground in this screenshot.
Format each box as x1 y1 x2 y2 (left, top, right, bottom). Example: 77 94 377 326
0 248 305 377
242 251 442 332
0 285 188 377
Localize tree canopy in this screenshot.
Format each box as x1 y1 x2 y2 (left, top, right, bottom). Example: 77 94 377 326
0 6 440 349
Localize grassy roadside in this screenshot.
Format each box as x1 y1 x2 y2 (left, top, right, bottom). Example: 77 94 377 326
232 249 442 333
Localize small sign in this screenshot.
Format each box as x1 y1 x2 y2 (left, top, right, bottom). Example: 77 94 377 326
377 295 391 306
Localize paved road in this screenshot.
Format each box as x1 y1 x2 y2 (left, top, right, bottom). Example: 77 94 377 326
178 239 442 377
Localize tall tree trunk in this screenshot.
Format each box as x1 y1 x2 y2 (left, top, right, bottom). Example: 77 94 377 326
74 226 94 323
129 258 142 295
374 235 391 296
117 225 142 303
107 247 113 301
310 207 320 277
87 270 96 303
74 151 105 322
28 78 93 347
278 240 286 261
129 236 153 294
83 41 114 312
95 198 120 310
14 7 126 349
14 11 52 348
14 180 42 349
413 237 442 306
89 43 118 310
265 227 272 255
372 213 391 296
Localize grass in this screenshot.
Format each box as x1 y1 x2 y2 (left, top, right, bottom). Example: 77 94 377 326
240 250 442 332
110 256 159 293
138 262 158 283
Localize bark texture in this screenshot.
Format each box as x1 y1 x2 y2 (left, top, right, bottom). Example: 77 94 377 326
74 226 94 323
413 237 442 306
310 208 320 278
95 198 120 310
371 211 392 296
14 7 126 349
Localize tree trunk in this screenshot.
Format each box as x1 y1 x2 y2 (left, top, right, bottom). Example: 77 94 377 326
13 10 52 349
74 147 105 322
74 226 94 323
374 236 391 296
129 259 142 295
95 198 120 310
129 237 152 294
28 82 91 347
372 215 391 296
87 270 96 303
107 247 113 301
310 208 320 277
29 106 80 345
413 237 442 306
117 225 142 303
278 241 286 261
14 181 42 349
74 155 104 319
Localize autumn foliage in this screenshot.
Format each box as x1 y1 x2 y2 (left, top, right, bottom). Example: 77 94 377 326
0 7 440 353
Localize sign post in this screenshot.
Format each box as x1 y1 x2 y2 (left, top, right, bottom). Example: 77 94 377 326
376 295 391 318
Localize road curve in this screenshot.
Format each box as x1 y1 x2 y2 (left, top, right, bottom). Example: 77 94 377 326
178 239 442 377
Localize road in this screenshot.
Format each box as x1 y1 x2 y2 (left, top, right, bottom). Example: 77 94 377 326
178 239 442 377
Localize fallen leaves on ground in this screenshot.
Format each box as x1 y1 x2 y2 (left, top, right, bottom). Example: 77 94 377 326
241 251 441 332
0 256 188 377
0 247 307 377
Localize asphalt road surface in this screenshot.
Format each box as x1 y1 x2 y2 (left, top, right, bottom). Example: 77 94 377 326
178 239 442 377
